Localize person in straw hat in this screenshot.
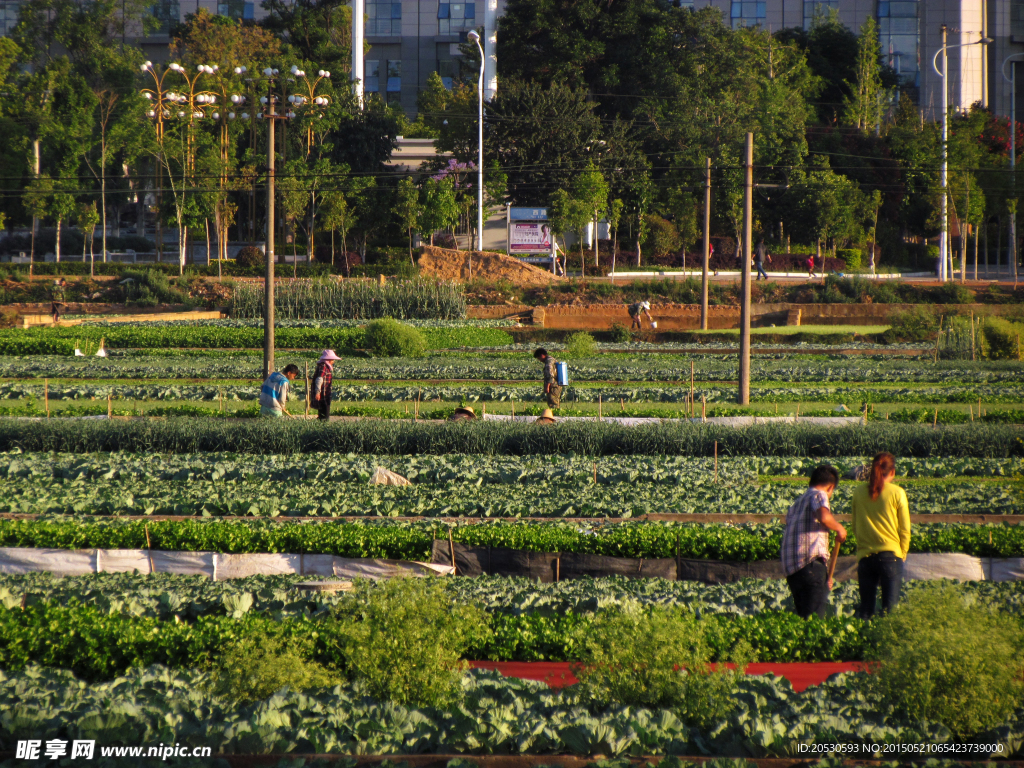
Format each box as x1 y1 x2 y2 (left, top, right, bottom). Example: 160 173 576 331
311 349 340 421
449 406 477 422
534 408 556 425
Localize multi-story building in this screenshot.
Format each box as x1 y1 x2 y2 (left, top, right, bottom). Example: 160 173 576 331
0 0 1020 122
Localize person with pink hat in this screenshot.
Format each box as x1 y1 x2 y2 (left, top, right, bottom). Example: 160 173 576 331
311 349 340 421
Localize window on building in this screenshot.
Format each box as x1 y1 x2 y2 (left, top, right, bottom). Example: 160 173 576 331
438 2 475 34
878 0 919 88
386 59 402 95
1011 0 1024 39
730 0 765 28
217 0 253 18
367 0 401 35
0 1 21 35
151 0 179 35
802 0 839 29
365 60 380 92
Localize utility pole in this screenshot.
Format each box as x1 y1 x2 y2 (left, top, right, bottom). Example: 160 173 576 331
701 157 711 330
739 133 753 406
264 79 277 379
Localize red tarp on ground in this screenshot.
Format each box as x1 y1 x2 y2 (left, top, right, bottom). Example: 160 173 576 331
468 661 866 692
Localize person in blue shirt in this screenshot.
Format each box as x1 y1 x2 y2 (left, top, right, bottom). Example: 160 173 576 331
259 364 300 418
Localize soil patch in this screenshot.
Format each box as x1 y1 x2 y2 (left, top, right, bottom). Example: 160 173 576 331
418 246 562 288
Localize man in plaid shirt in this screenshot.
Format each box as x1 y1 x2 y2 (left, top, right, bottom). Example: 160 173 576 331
780 465 847 618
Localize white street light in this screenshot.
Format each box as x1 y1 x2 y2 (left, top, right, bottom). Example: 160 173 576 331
932 27 991 282
467 29 484 252
1002 52 1024 280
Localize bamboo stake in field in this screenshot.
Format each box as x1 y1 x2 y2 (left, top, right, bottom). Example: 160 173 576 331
598 395 602 420
971 312 976 361
970 405 974 421
304 362 310 416
690 361 695 416
107 393 112 418
701 395 706 422
593 462 597 484
826 539 841 589
510 397 514 419
482 403 486 417
933 407 938 428
795 403 799 422
713 441 718 482
447 528 457 572
620 398 624 412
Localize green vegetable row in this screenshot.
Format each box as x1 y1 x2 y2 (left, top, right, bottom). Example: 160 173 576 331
7 664 1016 759
3 351 1022 384
0 420 1020 457
0 325 514 355
2 518 1022 559
0 601 869 680
5 571 1020 623
2 474 1017 518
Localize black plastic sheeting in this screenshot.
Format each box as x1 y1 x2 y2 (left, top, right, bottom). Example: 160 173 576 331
430 541 860 584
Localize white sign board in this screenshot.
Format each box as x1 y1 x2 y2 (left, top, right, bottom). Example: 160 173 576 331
509 222 553 254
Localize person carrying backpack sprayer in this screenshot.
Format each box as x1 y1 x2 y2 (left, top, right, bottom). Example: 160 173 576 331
533 348 565 409
628 300 653 331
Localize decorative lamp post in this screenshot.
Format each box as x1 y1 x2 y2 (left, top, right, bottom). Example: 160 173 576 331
932 27 991 282
467 29 484 252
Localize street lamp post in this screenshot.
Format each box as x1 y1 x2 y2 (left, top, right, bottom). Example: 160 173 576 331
932 27 991 282
1002 53 1024 280
467 29 484 252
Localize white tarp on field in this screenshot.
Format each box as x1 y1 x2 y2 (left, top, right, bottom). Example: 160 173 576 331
904 553 986 581
0 547 454 581
482 415 862 427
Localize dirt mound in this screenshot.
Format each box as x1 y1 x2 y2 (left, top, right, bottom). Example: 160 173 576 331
418 246 561 287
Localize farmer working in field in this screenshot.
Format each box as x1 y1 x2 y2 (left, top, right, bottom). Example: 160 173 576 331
533 348 561 409
51 278 67 323
311 349 340 421
449 406 477 422
259 364 300 418
628 300 653 331
780 464 847 619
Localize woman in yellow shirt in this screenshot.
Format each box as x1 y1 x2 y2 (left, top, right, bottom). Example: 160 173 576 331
851 452 910 619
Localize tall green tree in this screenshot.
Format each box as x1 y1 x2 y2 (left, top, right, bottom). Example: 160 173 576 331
394 177 423 263
843 18 886 131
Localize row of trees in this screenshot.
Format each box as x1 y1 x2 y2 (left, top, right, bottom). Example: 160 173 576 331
0 0 1018 271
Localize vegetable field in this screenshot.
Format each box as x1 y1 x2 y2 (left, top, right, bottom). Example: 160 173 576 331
1 318 1023 760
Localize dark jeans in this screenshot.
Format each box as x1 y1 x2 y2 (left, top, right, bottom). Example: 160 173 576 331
756 262 769 280
786 557 829 619
857 551 903 619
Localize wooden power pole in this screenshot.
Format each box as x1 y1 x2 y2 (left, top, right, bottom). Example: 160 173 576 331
739 133 753 405
701 157 711 330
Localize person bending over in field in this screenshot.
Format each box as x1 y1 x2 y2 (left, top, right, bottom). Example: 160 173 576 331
627 300 653 330
259 364 300 418
780 464 847 619
533 348 561 409
852 452 910 619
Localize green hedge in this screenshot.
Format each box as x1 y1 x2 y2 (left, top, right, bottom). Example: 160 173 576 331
0 419 1018 457
0 325 513 355
0 601 871 681
1 518 1022 559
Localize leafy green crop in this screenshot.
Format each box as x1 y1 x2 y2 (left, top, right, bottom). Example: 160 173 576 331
0 325 513 355
2 518 1022 558
0 420 1019 457
2 664 1022 756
